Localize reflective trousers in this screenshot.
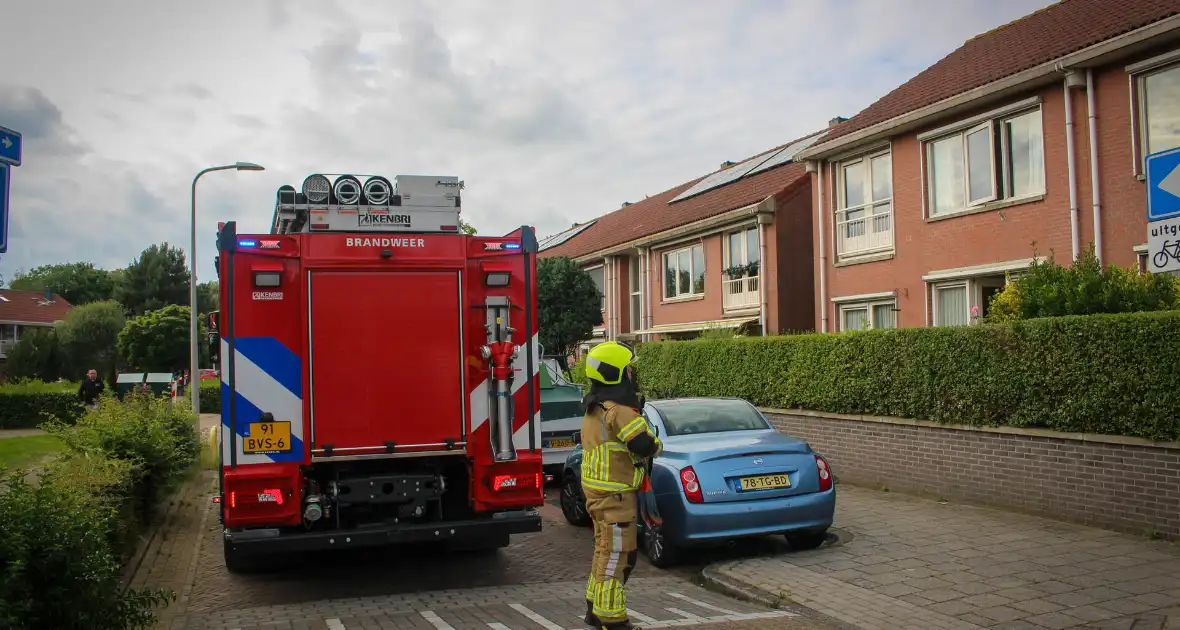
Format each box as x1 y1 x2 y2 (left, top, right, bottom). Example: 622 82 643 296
583 489 638 626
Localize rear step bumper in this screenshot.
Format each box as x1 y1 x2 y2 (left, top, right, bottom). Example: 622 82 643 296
225 509 541 554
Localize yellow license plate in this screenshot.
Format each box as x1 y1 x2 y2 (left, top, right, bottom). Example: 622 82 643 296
546 439 574 449
243 421 292 453
737 474 790 491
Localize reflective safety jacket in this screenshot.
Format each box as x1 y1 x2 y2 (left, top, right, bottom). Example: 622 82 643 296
580 401 662 494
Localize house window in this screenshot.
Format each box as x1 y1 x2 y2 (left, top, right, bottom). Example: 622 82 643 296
629 256 642 332
932 275 1009 326
586 264 605 312
835 149 893 258
663 244 705 299
838 300 897 331
725 227 760 272
1139 61 1180 158
926 107 1044 217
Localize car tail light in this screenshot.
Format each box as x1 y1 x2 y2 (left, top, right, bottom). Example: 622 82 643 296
493 473 541 491
680 466 703 504
816 455 832 492
229 487 286 509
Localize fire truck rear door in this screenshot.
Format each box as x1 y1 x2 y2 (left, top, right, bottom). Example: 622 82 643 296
308 270 464 456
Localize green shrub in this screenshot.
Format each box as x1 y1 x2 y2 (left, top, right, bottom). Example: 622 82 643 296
637 310 1180 442
570 355 588 385
44 391 200 512
0 459 172 629
0 379 85 429
1 327 70 382
985 247 1180 322
199 379 221 413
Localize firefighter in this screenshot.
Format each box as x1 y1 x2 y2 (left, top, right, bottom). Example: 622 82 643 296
579 341 661 629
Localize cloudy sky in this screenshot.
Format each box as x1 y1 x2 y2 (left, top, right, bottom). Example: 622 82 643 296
1 0 1051 286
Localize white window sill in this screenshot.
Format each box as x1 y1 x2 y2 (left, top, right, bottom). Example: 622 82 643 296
926 193 1045 223
835 250 895 267
661 294 705 304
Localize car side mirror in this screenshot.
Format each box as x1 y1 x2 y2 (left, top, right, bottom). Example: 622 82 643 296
572 431 581 445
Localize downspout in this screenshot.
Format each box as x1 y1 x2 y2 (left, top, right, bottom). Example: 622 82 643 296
1086 68 1103 265
1060 63 1082 260
645 248 654 340
757 221 768 336
812 161 829 333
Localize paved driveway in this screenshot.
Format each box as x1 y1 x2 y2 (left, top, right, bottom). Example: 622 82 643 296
711 485 1180 630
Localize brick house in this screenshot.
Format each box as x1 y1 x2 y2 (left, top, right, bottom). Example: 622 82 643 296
796 0 1180 332
539 128 830 349
0 288 74 362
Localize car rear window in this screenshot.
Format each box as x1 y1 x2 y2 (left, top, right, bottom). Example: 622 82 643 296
653 400 769 436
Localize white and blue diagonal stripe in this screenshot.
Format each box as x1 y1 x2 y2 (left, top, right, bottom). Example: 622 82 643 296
220 336 305 464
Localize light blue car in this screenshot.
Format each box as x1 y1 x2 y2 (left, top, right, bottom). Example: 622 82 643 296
560 397 836 567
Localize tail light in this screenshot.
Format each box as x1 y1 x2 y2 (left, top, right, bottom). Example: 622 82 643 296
493 473 541 491
816 455 832 492
229 487 286 509
679 466 703 504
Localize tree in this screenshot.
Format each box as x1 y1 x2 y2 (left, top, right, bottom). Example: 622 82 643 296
118 305 207 373
55 300 126 383
115 243 190 316
9 262 116 305
460 218 477 235
537 256 603 362
196 280 219 316
2 328 68 382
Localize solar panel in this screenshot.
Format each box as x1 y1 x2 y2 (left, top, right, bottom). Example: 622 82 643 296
669 148 782 203
538 220 596 251
745 132 827 178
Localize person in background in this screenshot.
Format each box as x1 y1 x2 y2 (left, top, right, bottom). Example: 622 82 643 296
78 369 104 408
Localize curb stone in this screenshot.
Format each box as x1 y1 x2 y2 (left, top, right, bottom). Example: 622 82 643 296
700 561 791 609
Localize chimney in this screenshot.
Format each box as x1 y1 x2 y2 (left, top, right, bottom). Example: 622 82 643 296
719 160 737 170
622 202 633 207
828 116 848 128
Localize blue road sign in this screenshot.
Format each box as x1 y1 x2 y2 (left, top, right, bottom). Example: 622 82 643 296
0 126 20 167
1146 146 1180 222
0 163 8 254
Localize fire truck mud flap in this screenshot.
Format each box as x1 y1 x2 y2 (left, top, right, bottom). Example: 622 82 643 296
224 509 541 555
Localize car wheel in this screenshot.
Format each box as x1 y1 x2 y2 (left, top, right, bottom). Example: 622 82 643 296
223 538 256 573
786 528 828 551
560 474 591 527
643 523 679 568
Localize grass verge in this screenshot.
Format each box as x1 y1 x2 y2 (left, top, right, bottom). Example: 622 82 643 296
0 434 64 470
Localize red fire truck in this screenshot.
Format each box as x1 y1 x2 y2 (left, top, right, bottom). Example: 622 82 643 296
214 173 543 571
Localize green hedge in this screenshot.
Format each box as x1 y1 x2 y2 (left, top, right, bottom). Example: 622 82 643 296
199 380 221 414
637 310 1180 442
0 390 198 629
0 380 85 430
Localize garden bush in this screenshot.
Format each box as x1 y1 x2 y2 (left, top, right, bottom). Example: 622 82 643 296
44 391 200 514
0 455 172 629
199 379 221 413
0 379 85 429
637 310 1180 442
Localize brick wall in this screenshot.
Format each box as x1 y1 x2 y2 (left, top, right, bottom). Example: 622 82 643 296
764 409 1180 540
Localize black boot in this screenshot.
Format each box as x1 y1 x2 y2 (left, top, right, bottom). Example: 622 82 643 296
601 620 639 630
584 600 599 626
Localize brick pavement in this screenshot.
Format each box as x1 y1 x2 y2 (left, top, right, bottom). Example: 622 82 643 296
710 484 1180 630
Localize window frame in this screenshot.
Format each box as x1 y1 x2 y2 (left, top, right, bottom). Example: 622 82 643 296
585 263 606 312
834 147 894 259
1129 53 1180 175
922 103 1046 219
724 226 760 270
837 299 897 331
662 243 705 300
931 275 1012 327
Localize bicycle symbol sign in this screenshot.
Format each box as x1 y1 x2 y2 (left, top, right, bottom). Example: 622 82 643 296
1147 215 1180 274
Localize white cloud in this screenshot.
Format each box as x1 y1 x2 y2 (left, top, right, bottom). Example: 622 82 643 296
0 0 1051 285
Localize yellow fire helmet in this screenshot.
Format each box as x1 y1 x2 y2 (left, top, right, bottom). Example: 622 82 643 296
584 341 636 386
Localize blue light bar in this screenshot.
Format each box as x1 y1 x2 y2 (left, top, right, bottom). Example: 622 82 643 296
238 239 258 248
503 242 521 250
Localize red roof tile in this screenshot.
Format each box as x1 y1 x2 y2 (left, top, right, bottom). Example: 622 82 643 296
0 289 75 325
541 133 821 260
820 0 1180 145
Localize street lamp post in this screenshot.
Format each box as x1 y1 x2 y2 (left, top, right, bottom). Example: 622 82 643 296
190 162 265 418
